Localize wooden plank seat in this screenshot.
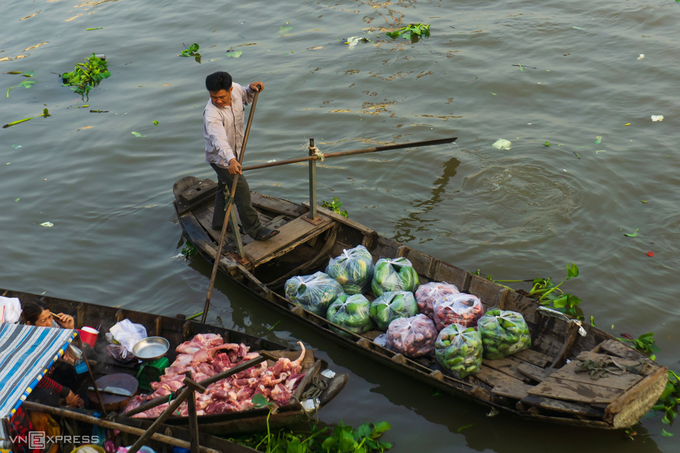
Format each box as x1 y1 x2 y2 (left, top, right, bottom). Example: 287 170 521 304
243 214 334 266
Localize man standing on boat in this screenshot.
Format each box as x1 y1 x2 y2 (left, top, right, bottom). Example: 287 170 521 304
203 71 279 241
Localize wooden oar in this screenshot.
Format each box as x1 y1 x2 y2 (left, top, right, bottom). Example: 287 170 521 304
240 136 457 172
200 90 260 324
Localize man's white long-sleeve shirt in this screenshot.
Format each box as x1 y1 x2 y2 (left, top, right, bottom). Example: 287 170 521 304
203 82 255 168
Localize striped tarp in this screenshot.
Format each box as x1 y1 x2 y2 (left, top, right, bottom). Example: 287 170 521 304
0 323 77 446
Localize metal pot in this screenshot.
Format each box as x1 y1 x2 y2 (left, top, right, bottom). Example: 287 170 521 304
133 336 170 360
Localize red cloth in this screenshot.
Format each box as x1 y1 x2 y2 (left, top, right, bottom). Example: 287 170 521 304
8 407 38 453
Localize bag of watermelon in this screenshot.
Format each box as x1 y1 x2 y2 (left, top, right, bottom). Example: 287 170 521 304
325 245 374 294
385 314 438 358
415 282 460 319
435 324 483 378
477 309 532 359
432 293 484 330
284 272 344 316
371 257 419 297
369 291 419 331
326 294 374 337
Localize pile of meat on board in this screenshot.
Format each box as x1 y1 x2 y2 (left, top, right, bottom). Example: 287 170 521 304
123 333 307 417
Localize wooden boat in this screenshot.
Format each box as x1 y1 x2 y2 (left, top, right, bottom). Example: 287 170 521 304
0 288 348 441
173 175 669 429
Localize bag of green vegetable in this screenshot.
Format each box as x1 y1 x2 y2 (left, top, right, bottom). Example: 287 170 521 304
371 257 419 297
415 282 460 319
477 309 532 360
435 324 483 378
325 245 374 294
369 291 418 330
432 293 484 330
385 314 437 358
326 294 374 337
284 272 344 317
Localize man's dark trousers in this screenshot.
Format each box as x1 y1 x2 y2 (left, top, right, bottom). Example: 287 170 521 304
210 163 261 236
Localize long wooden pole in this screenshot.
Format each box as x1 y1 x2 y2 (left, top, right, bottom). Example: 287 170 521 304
20 401 220 453
201 90 260 324
241 136 457 172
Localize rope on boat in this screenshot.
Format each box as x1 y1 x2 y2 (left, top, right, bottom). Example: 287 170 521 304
575 357 650 380
536 306 587 337
309 146 325 161
301 375 328 400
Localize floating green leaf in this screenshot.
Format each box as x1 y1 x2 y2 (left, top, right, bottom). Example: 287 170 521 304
15 198 20 202
594 135 602 144
86 27 103 31
180 43 200 57
131 131 145 137
544 141 551 147
457 424 473 433
226 50 242 58
386 23 430 40
61 53 111 98
662 429 674 437
279 24 294 33
2 109 49 128
153 120 159 126
623 228 639 237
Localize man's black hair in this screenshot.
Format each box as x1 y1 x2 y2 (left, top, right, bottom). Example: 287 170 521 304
206 71 232 92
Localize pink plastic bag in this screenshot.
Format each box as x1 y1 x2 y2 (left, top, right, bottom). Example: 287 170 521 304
432 293 484 330
385 314 438 358
415 282 460 319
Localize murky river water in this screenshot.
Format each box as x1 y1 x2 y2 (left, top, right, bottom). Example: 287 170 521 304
2 0 679 451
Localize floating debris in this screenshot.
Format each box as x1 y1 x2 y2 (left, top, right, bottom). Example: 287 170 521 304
492 139 512 150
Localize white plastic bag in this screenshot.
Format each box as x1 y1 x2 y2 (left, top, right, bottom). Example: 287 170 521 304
109 319 147 354
0 296 22 323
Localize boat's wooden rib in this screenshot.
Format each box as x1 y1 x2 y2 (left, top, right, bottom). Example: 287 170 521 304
173 176 668 429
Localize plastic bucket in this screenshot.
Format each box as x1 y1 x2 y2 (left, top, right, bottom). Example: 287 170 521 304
78 326 99 348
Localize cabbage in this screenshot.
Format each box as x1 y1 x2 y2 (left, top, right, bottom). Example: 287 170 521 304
369 291 418 331
435 324 483 378
326 294 374 337
477 309 531 360
284 272 344 316
371 257 419 297
325 245 374 294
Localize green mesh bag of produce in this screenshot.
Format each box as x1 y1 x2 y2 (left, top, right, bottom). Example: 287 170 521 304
325 245 374 294
326 294 374 337
477 308 531 360
435 324 483 378
371 257 419 297
369 291 418 331
284 272 344 317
